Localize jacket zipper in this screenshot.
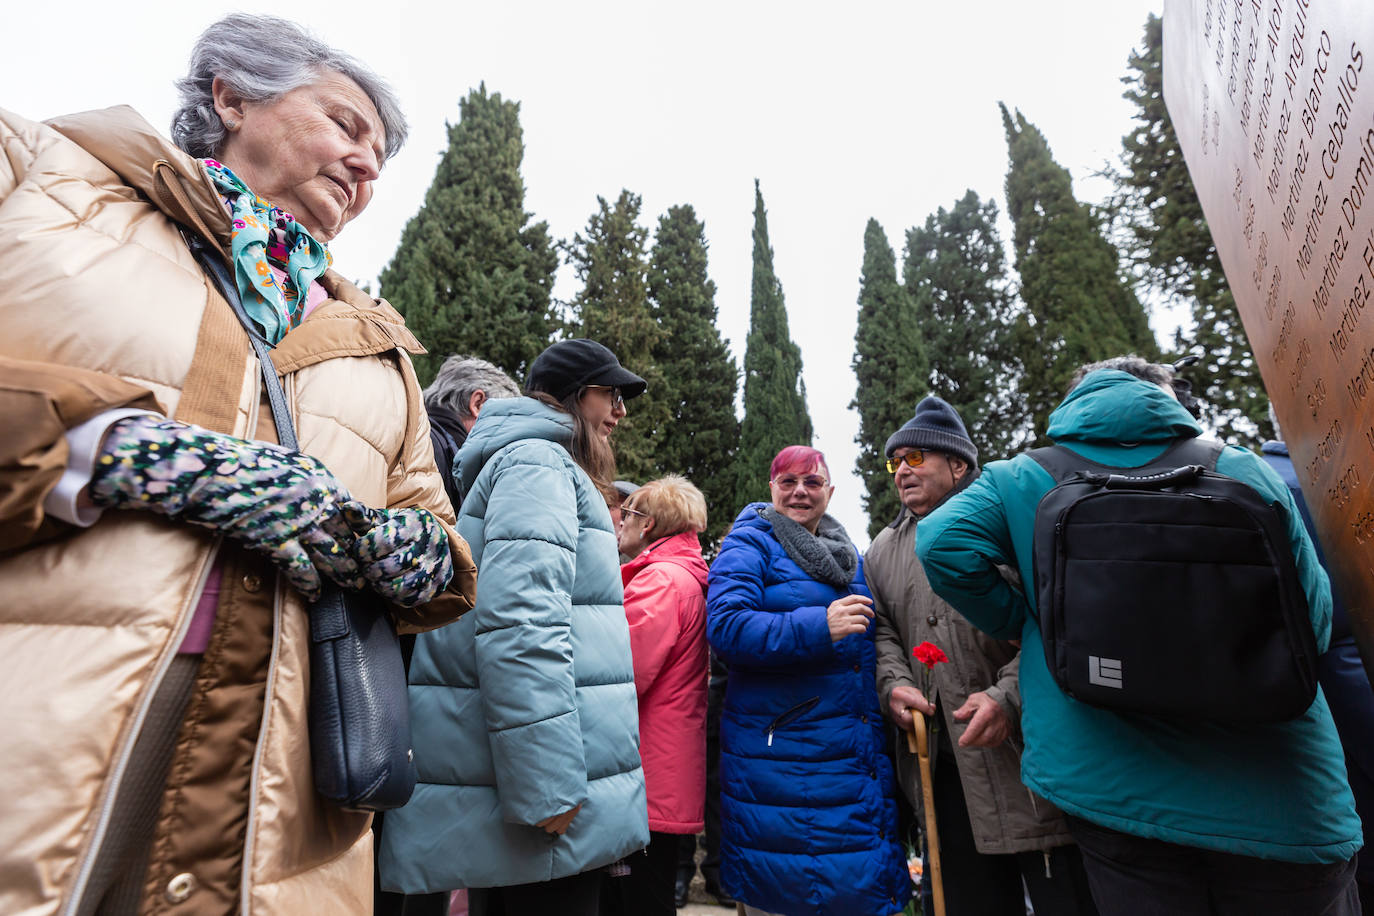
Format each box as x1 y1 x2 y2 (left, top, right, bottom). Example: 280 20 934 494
240 577 284 915
766 696 820 747
62 537 221 916
240 363 278 915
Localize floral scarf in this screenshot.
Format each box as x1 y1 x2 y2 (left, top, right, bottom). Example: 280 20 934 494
202 159 333 345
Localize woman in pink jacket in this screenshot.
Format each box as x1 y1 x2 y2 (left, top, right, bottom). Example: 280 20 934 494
603 475 711 916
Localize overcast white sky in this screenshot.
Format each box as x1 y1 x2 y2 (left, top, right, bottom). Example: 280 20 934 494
5 0 1165 547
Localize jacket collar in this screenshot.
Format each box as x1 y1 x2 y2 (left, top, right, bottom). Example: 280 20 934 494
46 106 232 252
45 106 425 371
621 530 708 587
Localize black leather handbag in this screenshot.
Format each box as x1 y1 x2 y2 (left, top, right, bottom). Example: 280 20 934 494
189 235 418 810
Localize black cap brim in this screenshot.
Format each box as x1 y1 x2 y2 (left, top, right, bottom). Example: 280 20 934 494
588 365 647 400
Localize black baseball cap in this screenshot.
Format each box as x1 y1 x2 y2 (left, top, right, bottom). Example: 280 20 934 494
526 339 647 402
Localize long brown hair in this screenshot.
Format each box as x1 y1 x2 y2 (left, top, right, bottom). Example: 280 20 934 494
528 390 618 501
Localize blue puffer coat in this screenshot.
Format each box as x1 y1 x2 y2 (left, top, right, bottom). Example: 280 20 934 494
918 371 1361 865
379 397 648 891
707 504 910 916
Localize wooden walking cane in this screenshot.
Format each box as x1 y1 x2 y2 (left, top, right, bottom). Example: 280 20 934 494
907 713 946 916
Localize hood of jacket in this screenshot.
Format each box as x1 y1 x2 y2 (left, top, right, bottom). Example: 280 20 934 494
454 397 573 492
622 529 708 589
1047 369 1202 447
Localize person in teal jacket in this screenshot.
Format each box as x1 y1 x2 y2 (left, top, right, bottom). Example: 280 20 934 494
917 359 1362 915
379 340 651 915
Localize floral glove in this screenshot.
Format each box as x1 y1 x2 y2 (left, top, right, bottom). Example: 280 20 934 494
91 416 364 601
341 503 454 608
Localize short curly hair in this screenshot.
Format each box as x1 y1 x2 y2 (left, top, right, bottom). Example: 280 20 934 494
624 475 707 539
1068 355 1174 393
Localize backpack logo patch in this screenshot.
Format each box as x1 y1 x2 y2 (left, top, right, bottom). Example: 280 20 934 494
1088 655 1123 689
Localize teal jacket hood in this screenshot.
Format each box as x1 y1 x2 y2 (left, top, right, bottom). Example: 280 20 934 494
1047 369 1202 446
454 396 572 493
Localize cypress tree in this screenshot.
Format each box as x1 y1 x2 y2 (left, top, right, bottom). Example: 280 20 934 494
379 84 557 385
905 191 1028 461
565 190 665 482
736 180 812 508
851 218 926 539
648 205 740 549
1109 13 1270 443
1001 103 1157 438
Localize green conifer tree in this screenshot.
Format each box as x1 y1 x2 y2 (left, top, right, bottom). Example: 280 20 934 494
1108 13 1271 443
565 190 665 482
647 205 740 548
905 191 1029 461
379 84 557 385
1001 103 1157 438
851 219 926 539
736 181 813 510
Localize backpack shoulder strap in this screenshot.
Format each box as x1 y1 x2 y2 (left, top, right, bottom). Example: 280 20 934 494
1026 446 1086 483
1151 436 1224 471
1027 437 1223 483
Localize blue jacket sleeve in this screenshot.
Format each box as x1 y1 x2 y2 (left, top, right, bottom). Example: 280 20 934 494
1217 446 1334 653
916 466 1028 641
474 444 588 825
706 524 834 667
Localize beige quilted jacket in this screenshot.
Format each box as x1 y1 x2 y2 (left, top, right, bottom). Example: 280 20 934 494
0 105 476 916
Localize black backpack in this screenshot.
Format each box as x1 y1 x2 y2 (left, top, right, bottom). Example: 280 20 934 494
1028 438 1319 724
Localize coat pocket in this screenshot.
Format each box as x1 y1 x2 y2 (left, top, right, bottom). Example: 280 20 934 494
765 696 820 747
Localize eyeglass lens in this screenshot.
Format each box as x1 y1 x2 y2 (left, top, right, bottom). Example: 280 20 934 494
887 450 926 472
774 475 828 490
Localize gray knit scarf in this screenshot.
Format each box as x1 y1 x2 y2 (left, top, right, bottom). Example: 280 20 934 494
759 507 858 588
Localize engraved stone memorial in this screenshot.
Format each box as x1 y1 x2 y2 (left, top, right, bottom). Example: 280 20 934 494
1164 0 1374 674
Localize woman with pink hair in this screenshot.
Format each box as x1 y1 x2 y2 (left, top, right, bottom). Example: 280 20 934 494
705 446 909 916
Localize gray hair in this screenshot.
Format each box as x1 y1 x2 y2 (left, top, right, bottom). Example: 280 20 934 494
171 13 408 161
423 356 520 423
1068 355 1174 393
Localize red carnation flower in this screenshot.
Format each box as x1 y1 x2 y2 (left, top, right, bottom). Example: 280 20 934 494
912 641 949 670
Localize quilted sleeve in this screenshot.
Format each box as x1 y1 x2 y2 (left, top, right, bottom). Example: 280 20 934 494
382 351 477 632
917 464 1028 641
706 522 833 668
473 443 588 825
0 357 161 552
623 564 684 699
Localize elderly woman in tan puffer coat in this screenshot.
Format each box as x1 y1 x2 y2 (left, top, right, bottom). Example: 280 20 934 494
0 14 475 916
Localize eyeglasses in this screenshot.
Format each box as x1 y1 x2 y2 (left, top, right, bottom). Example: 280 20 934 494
583 385 624 408
886 450 928 474
621 505 649 520
771 474 829 492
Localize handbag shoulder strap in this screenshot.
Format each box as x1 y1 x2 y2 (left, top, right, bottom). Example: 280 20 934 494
185 233 299 452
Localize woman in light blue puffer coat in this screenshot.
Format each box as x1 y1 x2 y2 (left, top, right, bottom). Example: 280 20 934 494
379 340 651 915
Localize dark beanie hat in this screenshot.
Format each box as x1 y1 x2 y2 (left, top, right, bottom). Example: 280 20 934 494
526 339 647 402
884 396 978 468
